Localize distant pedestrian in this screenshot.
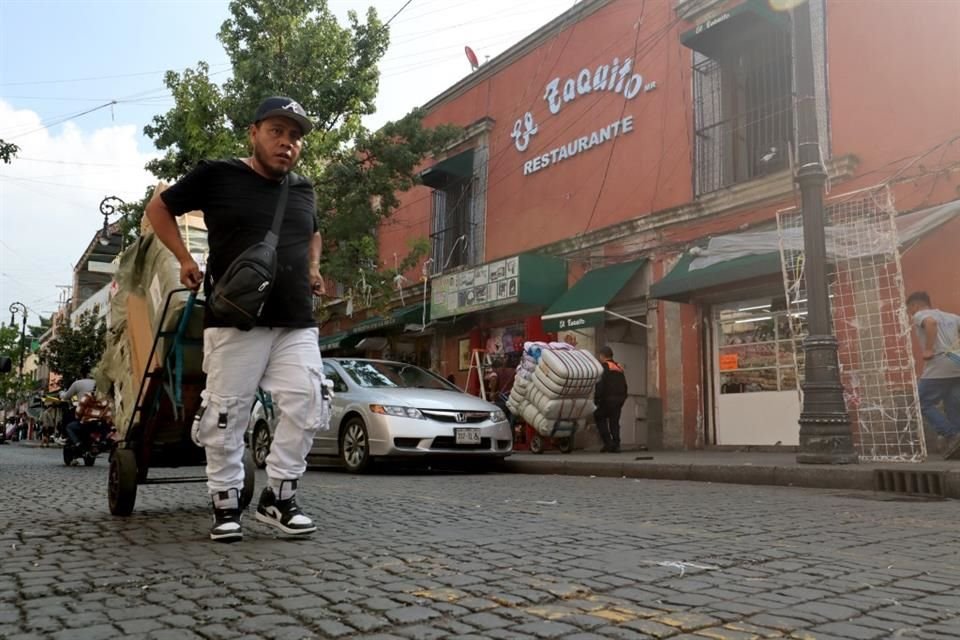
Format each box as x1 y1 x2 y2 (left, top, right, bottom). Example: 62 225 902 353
594 346 628 453
906 291 960 459
40 398 60 448
16 412 28 441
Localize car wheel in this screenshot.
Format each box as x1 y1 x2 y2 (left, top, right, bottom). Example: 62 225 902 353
340 418 371 473
240 449 256 509
251 421 271 469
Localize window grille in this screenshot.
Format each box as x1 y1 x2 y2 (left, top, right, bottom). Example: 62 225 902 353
430 176 482 275
693 24 794 196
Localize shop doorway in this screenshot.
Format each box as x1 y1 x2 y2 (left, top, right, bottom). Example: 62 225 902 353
607 341 647 448
711 298 805 446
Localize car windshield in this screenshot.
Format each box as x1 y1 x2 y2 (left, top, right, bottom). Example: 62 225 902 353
337 361 457 391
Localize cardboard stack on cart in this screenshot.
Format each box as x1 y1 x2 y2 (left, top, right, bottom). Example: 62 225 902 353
95 184 208 438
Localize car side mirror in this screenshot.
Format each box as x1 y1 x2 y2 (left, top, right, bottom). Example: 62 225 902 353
0 357 11 374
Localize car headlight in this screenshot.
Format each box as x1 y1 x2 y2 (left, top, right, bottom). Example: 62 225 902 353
370 404 424 419
490 409 507 423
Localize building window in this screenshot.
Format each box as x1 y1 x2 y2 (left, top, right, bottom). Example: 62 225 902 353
430 176 480 274
422 148 484 275
715 296 807 394
688 8 794 196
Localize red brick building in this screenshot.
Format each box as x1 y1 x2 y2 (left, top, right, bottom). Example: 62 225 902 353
322 0 960 452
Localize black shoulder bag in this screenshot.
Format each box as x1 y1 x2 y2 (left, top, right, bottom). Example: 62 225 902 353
207 177 289 331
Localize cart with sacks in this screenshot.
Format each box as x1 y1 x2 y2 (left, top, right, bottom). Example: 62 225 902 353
506 342 603 454
95 196 256 516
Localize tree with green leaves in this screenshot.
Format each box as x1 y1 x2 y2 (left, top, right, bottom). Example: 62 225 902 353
0 138 18 164
29 316 51 340
39 311 106 388
0 325 34 410
138 0 459 310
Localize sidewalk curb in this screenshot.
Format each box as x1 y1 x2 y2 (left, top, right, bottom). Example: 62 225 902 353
501 458 960 498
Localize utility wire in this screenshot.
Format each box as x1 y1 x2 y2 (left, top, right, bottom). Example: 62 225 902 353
0 63 232 87
11 157 137 168
0 70 230 139
386 0 416 25
2 102 116 139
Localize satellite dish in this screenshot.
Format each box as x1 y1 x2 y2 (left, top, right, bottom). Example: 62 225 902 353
464 46 480 71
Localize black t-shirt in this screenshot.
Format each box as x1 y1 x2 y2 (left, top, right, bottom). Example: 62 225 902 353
160 159 318 328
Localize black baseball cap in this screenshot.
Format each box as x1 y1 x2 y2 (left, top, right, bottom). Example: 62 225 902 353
253 96 314 135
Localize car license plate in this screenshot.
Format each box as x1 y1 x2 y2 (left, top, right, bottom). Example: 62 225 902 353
455 428 481 445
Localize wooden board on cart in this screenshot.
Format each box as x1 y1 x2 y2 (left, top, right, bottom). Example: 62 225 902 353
126 293 162 378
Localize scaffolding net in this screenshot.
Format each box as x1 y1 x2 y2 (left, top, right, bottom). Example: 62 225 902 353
777 185 926 462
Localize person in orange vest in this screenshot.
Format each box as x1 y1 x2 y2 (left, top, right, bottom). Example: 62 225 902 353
595 345 628 453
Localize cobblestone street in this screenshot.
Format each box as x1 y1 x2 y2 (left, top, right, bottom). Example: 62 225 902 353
1 444 959 640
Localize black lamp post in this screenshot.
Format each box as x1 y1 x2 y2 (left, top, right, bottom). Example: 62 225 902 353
792 1 856 464
8 302 27 376
99 195 127 248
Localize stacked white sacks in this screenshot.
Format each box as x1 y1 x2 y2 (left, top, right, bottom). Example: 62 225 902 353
506 342 603 437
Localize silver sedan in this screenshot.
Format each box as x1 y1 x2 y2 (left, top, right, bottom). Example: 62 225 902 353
246 358 512 472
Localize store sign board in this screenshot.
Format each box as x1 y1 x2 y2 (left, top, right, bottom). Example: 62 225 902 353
542 310 604 333
430 254 567 320
431 256 521 319
510 51 657 177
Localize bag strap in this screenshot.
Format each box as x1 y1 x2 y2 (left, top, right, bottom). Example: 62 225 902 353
264 176 290 249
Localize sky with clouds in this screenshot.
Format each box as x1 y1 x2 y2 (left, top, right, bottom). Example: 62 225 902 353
0 0 573 322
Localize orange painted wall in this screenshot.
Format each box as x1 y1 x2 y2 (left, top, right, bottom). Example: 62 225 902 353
379 0 692 274
827 0 960 177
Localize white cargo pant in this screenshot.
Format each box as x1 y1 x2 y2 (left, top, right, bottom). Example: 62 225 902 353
194 326 326 493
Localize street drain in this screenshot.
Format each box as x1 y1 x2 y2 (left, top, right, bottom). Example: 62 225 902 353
873 469 946 498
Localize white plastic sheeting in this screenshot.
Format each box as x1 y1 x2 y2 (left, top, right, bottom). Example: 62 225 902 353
689 198 960 271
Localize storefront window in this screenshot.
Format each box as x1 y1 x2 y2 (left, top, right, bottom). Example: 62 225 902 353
716 297 807 394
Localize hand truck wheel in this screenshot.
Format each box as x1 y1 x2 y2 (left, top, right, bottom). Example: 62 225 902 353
529 434 544 455
108 449 138 516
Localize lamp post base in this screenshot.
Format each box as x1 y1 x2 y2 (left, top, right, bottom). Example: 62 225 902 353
797 334 857 465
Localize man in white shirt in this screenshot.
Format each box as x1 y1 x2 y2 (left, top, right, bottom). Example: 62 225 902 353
60 377 97 446
907 291 960 460
60 378 96 403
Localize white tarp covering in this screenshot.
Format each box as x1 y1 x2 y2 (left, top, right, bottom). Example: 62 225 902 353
689 199 960 271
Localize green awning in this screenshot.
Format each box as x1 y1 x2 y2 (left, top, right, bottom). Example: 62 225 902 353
319 332 349 351
420 149 475 189
541 260 646 332
680 0 790 58
349 303 428 336
649 252 783 303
